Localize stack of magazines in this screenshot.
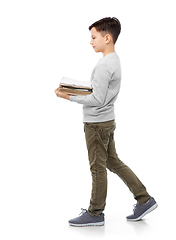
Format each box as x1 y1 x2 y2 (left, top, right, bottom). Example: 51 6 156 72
56 77 92 96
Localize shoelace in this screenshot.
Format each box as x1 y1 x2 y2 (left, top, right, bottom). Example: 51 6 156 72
133 199 150 212
133 204 137 212
79 208 87 216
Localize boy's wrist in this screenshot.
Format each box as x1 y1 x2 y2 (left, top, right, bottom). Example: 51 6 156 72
66 94 70 100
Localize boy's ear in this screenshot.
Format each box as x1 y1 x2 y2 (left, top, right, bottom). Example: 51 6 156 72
105 34 111 44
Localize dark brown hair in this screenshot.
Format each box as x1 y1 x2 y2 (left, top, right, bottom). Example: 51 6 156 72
89 17 121 44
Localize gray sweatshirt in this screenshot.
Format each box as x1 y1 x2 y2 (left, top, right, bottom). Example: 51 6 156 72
70 52 121 122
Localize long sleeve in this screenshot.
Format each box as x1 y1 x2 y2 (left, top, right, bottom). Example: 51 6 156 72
70 64 111 107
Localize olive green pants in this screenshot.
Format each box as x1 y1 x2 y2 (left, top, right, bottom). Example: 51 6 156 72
84 120 150 217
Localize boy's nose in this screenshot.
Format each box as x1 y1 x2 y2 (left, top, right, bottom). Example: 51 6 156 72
90 39 93 45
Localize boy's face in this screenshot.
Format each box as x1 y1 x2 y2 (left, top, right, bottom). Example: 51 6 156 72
90 27 107 53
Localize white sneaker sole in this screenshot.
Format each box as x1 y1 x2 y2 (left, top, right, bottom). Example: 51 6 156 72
69 221 105 227
127 203 158 221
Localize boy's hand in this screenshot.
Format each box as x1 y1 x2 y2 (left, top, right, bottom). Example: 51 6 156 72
55 85 70 100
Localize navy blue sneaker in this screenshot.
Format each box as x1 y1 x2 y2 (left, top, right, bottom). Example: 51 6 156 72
126 197 158 221
69 209 105 227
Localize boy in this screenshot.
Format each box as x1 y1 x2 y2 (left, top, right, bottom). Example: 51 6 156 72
55 17 158 226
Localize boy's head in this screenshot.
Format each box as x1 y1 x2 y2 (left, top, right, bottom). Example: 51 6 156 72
89 17 121 55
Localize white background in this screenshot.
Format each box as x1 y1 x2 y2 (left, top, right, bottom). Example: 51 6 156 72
0 0 175 239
